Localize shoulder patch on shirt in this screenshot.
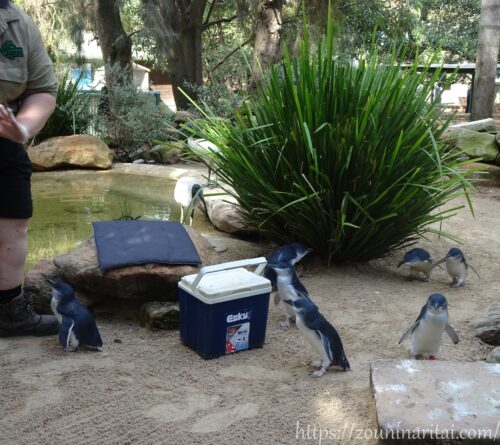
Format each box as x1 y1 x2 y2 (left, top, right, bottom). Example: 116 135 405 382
0 40 24 60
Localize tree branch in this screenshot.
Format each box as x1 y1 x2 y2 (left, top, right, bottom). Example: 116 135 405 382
204 14 238 29
210 36 253 74
203 0 217 26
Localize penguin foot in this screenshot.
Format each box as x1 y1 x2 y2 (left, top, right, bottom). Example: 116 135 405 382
309 360 322 368
428 355 437 360
310 368 326 377
451 278 464 288
64 347 77 352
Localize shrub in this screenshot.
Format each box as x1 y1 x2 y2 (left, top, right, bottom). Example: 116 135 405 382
96 64 174 152
36 71 93 143
185 21 474 264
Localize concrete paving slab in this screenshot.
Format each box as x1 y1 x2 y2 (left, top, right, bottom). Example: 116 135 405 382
371 359 500 444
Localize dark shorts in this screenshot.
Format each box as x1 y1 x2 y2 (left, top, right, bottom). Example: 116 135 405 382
0 138 33 219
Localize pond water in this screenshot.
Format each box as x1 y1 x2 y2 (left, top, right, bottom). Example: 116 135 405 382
27 170 214 271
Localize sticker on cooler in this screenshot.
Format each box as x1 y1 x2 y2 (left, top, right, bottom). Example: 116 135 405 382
226 309 252 354
226 322 251 354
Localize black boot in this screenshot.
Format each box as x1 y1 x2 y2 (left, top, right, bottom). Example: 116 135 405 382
0 292 59 337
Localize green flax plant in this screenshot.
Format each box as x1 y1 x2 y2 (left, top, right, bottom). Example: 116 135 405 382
36 71 93 143
184 21 474 264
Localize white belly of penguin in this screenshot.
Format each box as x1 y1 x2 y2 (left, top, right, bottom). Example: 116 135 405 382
411 261 432 273
410 313 447 355
277 283 303 317
50 298 62 324
446 260 467 279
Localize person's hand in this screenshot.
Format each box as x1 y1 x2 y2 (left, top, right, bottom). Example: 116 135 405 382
0 104 30 144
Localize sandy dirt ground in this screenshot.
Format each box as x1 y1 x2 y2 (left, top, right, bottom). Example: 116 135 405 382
1 167 499 445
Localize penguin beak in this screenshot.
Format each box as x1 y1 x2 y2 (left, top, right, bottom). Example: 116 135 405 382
46 279 56 286
283 299 293 306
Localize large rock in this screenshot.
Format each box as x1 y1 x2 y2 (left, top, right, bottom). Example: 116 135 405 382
444 128 499 161
150 142 183 164
371 359 500 443
140 302 180 330
472 303 500 345
446 118 500 133
207 200 256 235
29 135 113 171
52 227 219 301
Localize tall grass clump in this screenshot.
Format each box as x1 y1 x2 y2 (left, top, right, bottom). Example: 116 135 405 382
185 21 474 264
36 71 93 143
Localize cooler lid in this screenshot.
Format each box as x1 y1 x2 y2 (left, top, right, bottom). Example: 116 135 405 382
179 258 271 304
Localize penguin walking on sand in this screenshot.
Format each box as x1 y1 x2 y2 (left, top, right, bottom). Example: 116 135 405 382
284 297 350 377
431 247 480 288
48 280 103 352
397 248 434 281
399 293 459 360
264 243 313 328
174 176 208 226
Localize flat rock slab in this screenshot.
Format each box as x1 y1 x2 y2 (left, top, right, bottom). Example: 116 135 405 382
371 359 500 444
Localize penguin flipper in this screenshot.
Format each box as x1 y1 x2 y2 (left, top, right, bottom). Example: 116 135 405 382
398 324 415 344
445 323 459 344
59 317 77 350
467 262 480 278
398 320 420 344
399 305 425 344
318 330 333 363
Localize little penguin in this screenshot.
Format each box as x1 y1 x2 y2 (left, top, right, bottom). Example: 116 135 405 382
431 247 480 288
398 248 434 281
48 280 103 352
267 263 312 328
399 293 459 359
284 297 350 377
264 243 313 327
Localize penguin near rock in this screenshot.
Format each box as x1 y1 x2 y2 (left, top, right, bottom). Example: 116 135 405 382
48 280 103 352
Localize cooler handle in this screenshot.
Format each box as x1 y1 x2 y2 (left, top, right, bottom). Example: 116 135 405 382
190 257 268 289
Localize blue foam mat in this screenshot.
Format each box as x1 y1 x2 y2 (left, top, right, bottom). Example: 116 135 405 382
92 220 201 270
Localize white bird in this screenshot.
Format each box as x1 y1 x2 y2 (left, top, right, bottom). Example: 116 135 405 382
187 137 220 183
174 176 208 226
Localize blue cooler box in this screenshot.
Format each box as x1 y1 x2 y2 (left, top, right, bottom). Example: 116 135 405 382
178 258 272 359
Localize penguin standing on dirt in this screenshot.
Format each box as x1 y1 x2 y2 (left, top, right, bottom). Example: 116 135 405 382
399 293 459 359
397 248 435 281
431 247 480 288
284 297 350 377
48 280 103 352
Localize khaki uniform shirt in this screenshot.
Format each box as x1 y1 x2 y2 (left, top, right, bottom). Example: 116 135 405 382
0 4 57 109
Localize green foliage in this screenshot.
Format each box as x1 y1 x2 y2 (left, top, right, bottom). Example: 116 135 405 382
335 0 480 63
97 64 174 150
184 81 247 119
185 21 474 264
36 70 93 143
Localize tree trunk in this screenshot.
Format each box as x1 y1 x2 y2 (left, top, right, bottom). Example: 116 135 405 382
251 0 284 85
95 0 133 84
170 7 205 110
141 0 206 110
471 0 500 120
